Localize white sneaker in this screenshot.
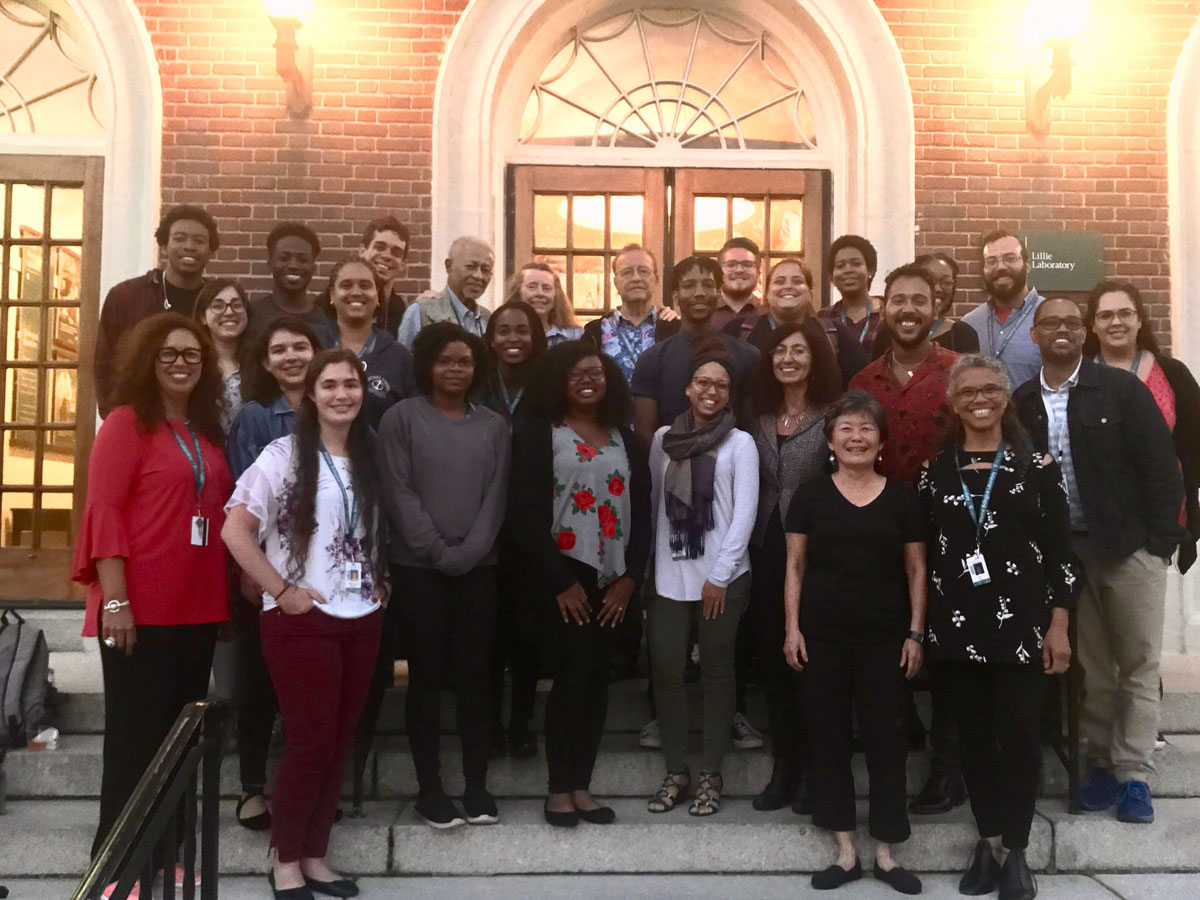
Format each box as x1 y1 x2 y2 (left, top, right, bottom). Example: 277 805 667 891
731 712 764 749
1154 732 1168 751
639 718 662 749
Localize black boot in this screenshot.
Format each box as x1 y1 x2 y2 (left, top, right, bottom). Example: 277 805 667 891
998 849 1037 900
752 758 797 811
909 771 966 814
959 839 1001 895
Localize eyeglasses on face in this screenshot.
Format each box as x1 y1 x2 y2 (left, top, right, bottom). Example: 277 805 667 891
691 376 731 394
567 367 606 385
207 299 246 315
1035 316 1085 332
982 253 1023 270
1094 308 1138 325
953 385 1005 402
615 266 655 280
721 260 757 271
157 347 203 365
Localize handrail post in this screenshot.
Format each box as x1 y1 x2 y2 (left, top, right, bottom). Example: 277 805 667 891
200 703 225 900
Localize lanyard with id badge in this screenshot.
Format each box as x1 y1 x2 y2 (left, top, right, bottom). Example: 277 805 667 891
170 423 209 546
957 442 1005 587
320 445 362 594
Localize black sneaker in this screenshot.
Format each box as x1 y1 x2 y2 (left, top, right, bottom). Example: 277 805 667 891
415 791 466 829
463 787 500 825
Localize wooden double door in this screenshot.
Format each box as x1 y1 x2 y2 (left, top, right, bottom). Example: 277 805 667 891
509 166 829 318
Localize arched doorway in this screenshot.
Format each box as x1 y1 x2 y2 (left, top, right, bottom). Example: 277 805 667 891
432 0 915 300
0 0 160 598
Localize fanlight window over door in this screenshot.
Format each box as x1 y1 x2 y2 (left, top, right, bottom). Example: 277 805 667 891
519 8 816 151
0 0 108 134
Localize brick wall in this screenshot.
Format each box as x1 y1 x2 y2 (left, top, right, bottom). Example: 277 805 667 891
134 0 1199 345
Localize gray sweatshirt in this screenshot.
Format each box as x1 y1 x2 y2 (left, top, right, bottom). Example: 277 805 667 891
376 395 511 574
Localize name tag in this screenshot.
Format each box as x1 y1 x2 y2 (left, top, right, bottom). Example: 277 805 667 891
190 516 209 547
343 562 362 592
965 551 991 587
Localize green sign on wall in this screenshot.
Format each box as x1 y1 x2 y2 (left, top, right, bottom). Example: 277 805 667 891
1021 230 1105 292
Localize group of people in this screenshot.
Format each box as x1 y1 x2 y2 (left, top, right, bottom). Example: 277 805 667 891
74 206 1198 900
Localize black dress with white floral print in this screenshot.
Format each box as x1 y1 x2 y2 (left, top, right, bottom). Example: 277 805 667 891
918 447 1077 664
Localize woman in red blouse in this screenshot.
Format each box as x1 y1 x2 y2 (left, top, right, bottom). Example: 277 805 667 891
72 312 233 865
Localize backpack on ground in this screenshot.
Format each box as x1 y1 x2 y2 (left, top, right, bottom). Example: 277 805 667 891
0 609 53 748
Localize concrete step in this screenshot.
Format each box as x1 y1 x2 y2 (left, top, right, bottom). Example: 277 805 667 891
8 732 1200 801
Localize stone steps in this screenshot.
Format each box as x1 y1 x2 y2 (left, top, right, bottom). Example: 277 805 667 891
4 797 1200 878
8 732 1200 801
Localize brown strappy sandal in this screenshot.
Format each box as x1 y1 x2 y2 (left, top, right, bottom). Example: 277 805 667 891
689 771 723 816
647 769 691 813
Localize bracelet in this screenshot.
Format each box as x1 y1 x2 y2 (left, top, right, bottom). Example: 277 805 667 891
906 630 925 645
274 583 292 602
103 599 130 614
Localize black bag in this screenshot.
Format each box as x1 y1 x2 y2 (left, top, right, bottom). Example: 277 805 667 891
0 609 53 748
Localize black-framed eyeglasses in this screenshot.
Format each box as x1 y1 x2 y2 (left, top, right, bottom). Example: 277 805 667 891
953 385 1006 402
207 298 246 315
567 367 606 385
1094 308 1138 325
157 347 203 365
1035 317 1085 332
691 376 731 394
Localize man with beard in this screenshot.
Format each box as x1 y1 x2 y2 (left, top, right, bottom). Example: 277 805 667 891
850 263 957 482
1014 297 1183 826
245 222 324 350
359 216 411 334
963 230 1043 386
398 236 493 348
711 237 762 331
94 204 220 416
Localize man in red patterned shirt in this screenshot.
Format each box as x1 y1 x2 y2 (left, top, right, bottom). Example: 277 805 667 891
850 263 957 483
850 261 963 817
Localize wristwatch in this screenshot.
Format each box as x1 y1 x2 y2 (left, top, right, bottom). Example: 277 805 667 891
906 630 925 645
103 599 130 614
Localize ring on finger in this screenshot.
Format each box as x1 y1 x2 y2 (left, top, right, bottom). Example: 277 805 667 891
103 636 117 648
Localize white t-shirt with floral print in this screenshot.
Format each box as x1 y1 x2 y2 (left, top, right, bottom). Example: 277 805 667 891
226 435 380 619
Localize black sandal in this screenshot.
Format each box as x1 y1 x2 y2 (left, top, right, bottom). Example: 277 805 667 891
236 792 271 831
647 770 690 813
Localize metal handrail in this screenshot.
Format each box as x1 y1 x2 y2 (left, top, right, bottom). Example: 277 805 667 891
70 701 228 900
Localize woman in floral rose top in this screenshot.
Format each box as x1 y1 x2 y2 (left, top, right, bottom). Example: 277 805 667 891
508 340 650 827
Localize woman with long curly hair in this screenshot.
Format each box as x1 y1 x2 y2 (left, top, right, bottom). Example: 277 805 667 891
71 312 233 883
223 349 385 899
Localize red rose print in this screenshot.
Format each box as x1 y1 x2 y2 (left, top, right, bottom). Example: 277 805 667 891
597 504 618 538
576 441 598 460
557 529 576 550
608 474 625 496
574 489 596 512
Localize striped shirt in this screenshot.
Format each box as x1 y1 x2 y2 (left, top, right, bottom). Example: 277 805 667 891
1040 360 1085 529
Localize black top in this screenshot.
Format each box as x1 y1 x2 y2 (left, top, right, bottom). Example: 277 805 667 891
723 313 866 388
630 330 759 425
1013 358 1185 560
164 279 202 317
313 321 415 431
785 476 923 643
919 447 1077 665
1160 356 1200 572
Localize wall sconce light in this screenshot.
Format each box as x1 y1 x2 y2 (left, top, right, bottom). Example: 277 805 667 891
265 0 314 119
1023 0 1089 135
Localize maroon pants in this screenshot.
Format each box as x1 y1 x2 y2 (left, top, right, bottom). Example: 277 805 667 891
260 607 382 863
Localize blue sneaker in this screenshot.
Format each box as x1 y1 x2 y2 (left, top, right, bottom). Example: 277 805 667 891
1079 767 1119 811
1116 780 1155 824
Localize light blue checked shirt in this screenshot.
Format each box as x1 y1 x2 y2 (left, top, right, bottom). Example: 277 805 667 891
1040 359 1085 529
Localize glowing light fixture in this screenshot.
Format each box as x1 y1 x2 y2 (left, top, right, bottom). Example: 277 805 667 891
1023 0 1089 135
265 0 314 118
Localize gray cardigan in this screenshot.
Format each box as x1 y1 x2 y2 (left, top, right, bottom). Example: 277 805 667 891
750 412 828 547
376 396 511 573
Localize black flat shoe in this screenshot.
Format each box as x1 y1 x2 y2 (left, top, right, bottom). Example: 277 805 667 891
305 876 359 898
752 759 797 811
909 771 966 815
811 859 862 890
268 870 314 900
998 849 1037 900
959 839 1001 895
543 806 579 827
236 792 271 831
576 805 616 824
874 862 922 895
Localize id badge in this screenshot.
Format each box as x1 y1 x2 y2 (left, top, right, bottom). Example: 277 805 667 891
965 551 991 587
343 562 362 592
190 516 209 547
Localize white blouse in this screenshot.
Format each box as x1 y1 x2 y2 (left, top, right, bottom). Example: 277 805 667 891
649 426 758 602
226 435 380 619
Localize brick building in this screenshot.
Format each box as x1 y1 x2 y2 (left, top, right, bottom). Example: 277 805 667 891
1 0 1199 653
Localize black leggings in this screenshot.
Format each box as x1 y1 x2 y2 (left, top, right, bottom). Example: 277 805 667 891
803 638 910 844
235 615 277 793
544 559 619 793
932 660 1046 849
394 564 498 795
490 548 539 733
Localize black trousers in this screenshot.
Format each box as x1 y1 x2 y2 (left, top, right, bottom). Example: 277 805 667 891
803 638 910 844
748 516 809 769
394 564 497 795
234 615 278 793
932 660 1046 850
489 550 539 734
545 559 619 793
94 624 217 857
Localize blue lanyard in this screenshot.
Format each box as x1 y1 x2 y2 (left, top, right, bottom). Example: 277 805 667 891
498 376 524 415
319 444 359 535
334 330 376 362
841 304 871 343
1096 350 1141 374
985 297 1033 360
956 442 1005 550
930 316 945 336
169 422 206 505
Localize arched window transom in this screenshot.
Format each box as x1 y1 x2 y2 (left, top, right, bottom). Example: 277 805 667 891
519 8 816 151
